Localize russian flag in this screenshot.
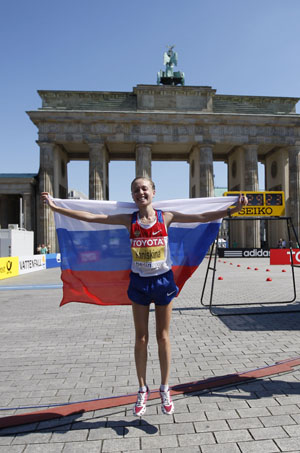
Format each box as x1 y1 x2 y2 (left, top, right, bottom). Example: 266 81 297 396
53 197 237 306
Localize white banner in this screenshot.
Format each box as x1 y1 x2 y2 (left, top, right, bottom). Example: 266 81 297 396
18 254 46 274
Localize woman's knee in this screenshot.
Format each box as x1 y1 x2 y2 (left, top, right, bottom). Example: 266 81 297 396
135 332 149 346
156 330 170 345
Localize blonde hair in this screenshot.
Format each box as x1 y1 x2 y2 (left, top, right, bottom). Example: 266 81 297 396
131 176 156 191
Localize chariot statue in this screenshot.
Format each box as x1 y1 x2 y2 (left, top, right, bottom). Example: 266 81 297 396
157 45 185 86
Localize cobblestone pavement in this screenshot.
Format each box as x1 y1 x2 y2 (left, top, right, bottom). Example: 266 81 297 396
1 258 300 452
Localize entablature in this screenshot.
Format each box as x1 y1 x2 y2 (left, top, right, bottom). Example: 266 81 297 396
27 109 300 150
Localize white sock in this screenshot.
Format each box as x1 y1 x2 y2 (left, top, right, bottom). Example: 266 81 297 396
160 384 169 392
139 385 147 393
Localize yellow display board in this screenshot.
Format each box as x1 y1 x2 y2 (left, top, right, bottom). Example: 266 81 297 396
0 257 19 280
224 191 285 217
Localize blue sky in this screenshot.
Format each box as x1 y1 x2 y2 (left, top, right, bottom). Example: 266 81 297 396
1 0 300 201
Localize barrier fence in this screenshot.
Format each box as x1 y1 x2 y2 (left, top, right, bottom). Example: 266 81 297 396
201 216 300 316
0 253 61 280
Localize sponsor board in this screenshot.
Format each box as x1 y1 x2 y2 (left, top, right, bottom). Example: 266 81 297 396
223 191 285 217
0 256 19 280
218 248 270 258
237 206 283 217
46 253 61 269
270 249 300 265
19 254 46 274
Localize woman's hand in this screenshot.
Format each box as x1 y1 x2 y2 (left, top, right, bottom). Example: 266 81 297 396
41 192 57 210
233 193 248 213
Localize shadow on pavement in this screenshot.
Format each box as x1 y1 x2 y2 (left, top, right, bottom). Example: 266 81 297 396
0 409 158 437
215 307 300 331
199 375 300 401
173 302 300 331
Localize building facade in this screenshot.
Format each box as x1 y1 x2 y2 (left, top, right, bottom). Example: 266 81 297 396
0 174 37 232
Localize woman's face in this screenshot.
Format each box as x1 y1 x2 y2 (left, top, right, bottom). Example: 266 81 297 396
131 178 155 207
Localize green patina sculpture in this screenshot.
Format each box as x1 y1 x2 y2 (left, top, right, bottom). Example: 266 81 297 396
157 45 185 86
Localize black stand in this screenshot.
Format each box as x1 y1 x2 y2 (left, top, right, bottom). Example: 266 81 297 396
201 217 300 316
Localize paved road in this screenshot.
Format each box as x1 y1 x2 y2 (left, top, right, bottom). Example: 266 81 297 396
1 259 300 452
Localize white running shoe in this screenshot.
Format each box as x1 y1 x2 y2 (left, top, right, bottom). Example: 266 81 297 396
160 389 174 415
133 386 150 417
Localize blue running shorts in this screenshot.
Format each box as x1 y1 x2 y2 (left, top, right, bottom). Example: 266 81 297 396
127 269 179 306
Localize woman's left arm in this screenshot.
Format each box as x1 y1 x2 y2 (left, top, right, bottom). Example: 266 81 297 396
164 194 248 227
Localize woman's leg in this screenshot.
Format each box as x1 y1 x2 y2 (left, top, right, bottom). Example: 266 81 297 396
132 302 150 388
155 301 173 386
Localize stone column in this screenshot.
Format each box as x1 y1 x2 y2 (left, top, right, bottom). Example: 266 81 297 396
189 145 214 197
265 147 288 247
288 145 300 240
37 141 56 252
23 193 32 231
89 143 109 200
244 145 259 191
244 145 260 248
135 144 152 179
53 145 69 199
199 145 214 197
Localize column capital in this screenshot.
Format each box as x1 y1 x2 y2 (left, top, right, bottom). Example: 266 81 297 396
36 141 56 151
243 144 259 149
37 142 57 173
87 141 106 159
192 143 214 151
288 144 300 154
88 143 110 165
88 142 106 150
135 143 152 151
36 140 54 145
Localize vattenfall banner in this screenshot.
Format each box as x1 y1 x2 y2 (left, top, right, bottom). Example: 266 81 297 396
19 254 46 274
0 257 19 280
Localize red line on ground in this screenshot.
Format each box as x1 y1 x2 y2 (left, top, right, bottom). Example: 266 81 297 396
1 357 300 429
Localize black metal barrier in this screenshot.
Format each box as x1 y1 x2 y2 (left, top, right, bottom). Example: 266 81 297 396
201 217 300 316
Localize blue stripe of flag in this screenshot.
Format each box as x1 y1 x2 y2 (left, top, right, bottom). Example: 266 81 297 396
57 222 220 272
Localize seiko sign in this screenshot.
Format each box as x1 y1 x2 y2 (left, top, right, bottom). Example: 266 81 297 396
218 248 270 258
239 207 274 216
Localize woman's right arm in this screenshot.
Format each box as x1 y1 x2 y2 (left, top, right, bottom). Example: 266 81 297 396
41 192 131 229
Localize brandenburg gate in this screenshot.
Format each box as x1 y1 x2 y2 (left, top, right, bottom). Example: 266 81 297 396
27 84 300 252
